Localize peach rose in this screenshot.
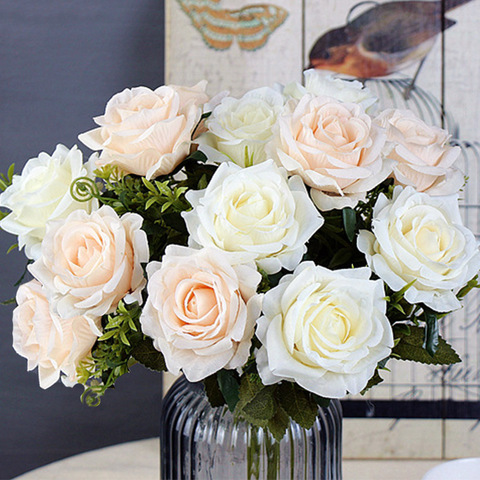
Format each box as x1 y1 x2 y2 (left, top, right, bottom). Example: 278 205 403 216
376 109 464 195
79 82 209 179
268 95 391 211
29 205 149 319
140 245 262 382
12 280 102 389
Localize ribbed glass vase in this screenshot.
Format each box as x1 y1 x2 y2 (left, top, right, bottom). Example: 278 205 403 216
160 376 342 480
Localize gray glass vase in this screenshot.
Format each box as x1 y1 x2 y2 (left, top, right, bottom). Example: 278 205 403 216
160 375 342 480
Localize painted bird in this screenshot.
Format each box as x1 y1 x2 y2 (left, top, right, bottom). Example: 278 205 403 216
308 0 474 90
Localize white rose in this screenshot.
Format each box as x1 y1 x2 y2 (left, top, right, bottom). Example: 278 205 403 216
79 82 209 179
282 70 377 113
256 262 393 398
267 94 391 211
197 87 284 167
140 245 262 382
0 144 98 260
376 109 464 195
182 160 324 274
358 186 480 312
12 280 102 389
29 205 149 319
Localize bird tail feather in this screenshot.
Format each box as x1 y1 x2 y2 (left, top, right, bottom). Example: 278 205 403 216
445 0 474 12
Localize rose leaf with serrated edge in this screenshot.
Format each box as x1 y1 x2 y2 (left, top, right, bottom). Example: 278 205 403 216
393 326 460 365
267 404 290 442
278 382 318 430
130 337 167 372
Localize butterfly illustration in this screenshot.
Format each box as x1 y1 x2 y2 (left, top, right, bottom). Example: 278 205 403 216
175 0 289 51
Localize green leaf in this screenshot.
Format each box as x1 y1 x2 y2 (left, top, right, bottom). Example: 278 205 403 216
7 163 15 182
267 404 290 442
457 275 480 300
145 197 157 210
393 326 460 365
141 177 157 193
241 386 276 422
203 375 226 408
6 243 18 254
342 207 357 242
328 247 353 269
217 370 240 412
237 373 265 411
1 297 15 305
278 382 318 430
186 150 208 163
310 393 331 408
423 309 439 357
361 369 384 395
131 338 167 372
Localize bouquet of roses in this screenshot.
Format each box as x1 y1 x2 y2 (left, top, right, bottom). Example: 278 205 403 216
2 70 479 441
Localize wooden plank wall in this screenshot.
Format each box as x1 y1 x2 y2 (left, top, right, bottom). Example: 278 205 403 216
165 0 480 418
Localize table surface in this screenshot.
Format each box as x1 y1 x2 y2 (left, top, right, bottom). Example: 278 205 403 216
14 438 445 480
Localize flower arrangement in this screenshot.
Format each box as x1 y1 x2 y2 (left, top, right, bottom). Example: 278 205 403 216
1 71 479 441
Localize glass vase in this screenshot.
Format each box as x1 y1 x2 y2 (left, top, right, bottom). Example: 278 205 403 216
160 376 342 480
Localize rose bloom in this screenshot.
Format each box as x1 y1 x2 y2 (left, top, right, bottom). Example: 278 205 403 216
196 87 284 167
79 82 209 179
283 70 377 113
12 280 102 389
358 186 480 312
0 144 98 260
256 262 393 398
29 205 149 319
140 245 262 382
268 94 391 211
182 160 324 274
376 109 464 195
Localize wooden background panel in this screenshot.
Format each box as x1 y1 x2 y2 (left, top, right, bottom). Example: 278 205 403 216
443 2 480 141
164 0 480 407
166 0 303 95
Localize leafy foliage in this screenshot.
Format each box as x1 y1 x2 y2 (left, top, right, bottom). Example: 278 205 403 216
392 325 461 365
77 301 157 406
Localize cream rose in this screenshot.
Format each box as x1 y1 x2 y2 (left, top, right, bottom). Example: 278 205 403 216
29 205 149 319
283 70 377 113
79 82 209 179
268 95 391 211
182 160 324 274
197 87 284 167
357 186 480 312
0 144 98 260
376 109 464 195
12 280 102 389
140 245 262 382
256 262 393 398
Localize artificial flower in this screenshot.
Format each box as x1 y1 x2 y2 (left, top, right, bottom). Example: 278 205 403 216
268 94 391 210
12 280 102 389
140 245 262 382
197 87 284 167
182 160 323 274
0 144 97 260
256 262 394 398
376 108 464 195
358 186 480 311
29 205 149 318
79 82 209 179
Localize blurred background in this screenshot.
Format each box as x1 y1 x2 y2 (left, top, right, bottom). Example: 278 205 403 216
0 2 165 477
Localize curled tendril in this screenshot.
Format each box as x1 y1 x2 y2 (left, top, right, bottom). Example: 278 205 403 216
70 177 101 203
80 381 104 407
